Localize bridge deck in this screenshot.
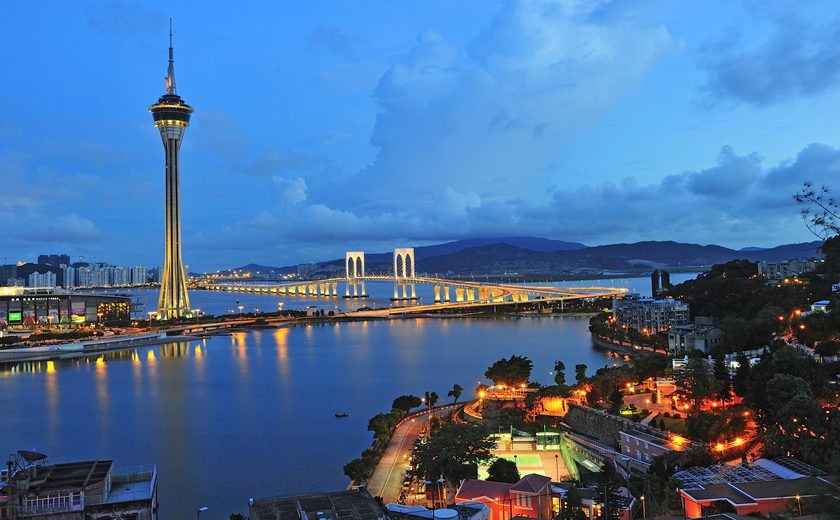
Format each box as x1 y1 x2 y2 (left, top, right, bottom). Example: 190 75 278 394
199 276 627 315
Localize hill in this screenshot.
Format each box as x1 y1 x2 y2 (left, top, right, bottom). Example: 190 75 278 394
227 238 823 276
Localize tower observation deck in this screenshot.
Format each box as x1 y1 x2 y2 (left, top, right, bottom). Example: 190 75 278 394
149 21 192 319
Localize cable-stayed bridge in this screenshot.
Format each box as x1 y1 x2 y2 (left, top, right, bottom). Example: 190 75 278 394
198 249 628 315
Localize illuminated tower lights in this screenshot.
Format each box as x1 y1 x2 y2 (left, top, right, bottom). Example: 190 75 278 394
149 20 192 319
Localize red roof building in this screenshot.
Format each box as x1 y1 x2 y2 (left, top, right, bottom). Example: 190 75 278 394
455 474 552 520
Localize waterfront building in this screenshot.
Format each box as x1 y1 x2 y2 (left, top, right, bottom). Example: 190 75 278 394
248 488 386 520
92 267 110 287
667 316 723 354
77 268 93 288
612 296 689 333
7 278 25 287
62 266 76 288
131 266 148 285
149 25 192 319
0 287 130 329
757 259 817 280
27 271 57 288
0 454 157 520
112 266 131 286
675 457 835 519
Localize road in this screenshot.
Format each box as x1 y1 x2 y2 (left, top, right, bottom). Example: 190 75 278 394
367 407 455 504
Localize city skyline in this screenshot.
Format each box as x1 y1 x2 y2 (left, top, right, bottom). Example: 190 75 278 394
4 1 840 271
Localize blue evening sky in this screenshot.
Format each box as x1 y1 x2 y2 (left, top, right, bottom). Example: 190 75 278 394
4 1 840 271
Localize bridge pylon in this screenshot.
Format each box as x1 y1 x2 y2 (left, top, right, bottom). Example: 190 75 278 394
391 248 418 301
344 251 368 298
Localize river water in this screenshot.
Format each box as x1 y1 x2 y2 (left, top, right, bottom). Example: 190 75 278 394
0 274 699 519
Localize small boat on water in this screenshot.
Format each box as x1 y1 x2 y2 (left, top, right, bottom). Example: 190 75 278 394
335 412 348 418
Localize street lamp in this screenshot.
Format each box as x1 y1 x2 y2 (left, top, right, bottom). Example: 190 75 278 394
197 506 208 520
640 495 645 518
795 494 802 516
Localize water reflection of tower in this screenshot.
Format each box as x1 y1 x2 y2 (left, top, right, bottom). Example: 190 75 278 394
150 21 192 319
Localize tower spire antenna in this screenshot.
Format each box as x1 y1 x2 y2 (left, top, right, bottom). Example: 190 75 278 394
166 17 177 94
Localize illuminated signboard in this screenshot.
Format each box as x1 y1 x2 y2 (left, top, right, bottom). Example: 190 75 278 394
9 312 22 321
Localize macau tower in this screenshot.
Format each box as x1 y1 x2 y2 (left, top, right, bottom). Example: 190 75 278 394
149 23 192 319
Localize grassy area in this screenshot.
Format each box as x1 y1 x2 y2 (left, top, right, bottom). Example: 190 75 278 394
659 415 688 434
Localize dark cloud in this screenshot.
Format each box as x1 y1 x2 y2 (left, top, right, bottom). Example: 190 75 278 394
189 141 840 264
687 145 761 197
701 13 840 105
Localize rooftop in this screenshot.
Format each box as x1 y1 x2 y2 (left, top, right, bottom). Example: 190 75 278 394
249 489 386 520
386 501 488 520
24 460 113 493
509 474 551 494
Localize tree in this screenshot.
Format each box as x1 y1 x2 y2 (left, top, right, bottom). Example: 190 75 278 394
575 364 588 384
427 391 439 408
712 356 732 404
608 388 623 414
553 361 567 386
448 384 463 403
732 353 750 398
486 458 520 483
230 514 249 520
563 486 587 520
815 340 840 361
343 457 371 483
794 182 840 241
596 463 624 520
412 423 495 486
674 358 716 414
392 394 422 412
485 355 533 387
368 412 397 443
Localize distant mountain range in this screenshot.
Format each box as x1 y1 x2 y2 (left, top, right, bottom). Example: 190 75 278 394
228 238 824 276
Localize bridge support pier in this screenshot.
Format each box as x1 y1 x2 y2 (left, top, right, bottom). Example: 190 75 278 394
443 286 450 302
391 282 418 301
343 281 367 298
434 285 441 303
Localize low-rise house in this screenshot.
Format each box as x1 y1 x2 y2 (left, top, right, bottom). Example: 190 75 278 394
455 474 553 520
675 457 838 519
668 317 723 354
0 454 157 520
